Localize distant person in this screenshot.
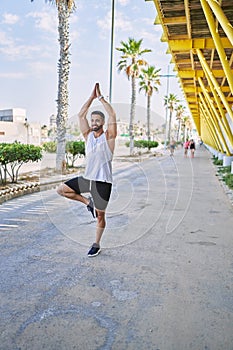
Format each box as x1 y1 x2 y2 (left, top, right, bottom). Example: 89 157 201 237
57 83 117 257
169 139 176 156
189 139 196 158
184 138 190 158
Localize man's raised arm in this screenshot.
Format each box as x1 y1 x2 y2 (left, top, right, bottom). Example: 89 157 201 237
78 85 97 139
96 84 117 140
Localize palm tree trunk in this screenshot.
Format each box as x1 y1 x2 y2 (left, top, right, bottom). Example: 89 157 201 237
176 119 181 142
168 110 172 143
147 95 151 142
129 76 136 155
56 2 71 172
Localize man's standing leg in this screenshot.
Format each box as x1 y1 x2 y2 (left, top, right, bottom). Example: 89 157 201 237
87 210 106 257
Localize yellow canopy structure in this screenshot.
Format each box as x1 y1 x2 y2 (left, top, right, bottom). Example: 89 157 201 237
149 0 233 155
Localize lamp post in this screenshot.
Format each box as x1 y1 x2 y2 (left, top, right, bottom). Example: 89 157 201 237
24 117 29 144
109 0 115 103
159 65 176 150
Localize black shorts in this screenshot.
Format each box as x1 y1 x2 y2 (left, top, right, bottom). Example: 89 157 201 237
65 176 112 211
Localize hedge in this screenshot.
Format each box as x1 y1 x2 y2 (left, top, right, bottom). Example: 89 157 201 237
0 142 42 185
125 140 159 150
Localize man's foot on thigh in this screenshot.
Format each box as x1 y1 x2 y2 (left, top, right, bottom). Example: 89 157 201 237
87 197 95 218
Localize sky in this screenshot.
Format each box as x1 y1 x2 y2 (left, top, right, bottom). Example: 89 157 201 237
0 0 186 126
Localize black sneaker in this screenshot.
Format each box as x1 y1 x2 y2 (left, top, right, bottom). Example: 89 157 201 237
87 197 95 218
87 243 101 257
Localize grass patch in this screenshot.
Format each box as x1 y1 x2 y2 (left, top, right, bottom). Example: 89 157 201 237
217 165 231 174
212 156 223 166
223 173 233 189
213 156 233 189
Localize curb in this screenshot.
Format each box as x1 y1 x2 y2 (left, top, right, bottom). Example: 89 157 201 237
0 182 40 204
0 177 72 205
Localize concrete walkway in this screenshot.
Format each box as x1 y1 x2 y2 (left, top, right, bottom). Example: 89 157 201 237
0 146 233 349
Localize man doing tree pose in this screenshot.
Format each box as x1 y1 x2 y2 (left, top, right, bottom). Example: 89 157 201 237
57 83 117 257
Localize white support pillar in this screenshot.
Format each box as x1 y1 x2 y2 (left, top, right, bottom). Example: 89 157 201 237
223 155 233 167
218 153 224 160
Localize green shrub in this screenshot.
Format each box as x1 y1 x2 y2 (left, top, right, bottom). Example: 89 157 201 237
65 141 85 167
0 142 42 184
218 166 231 174
42 141 57 153
125 140 159 150
212 157 223 166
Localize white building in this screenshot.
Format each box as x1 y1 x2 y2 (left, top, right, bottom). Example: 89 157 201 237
0 108 41 145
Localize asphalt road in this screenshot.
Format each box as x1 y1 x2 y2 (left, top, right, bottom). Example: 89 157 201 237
1 147 233 350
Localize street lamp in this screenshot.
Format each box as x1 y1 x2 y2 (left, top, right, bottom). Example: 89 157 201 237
109 0 115 103
158 65 176 150
24 117 29 144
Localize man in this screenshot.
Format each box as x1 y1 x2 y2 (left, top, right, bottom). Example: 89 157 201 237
169 139 176 156
57 83 117 257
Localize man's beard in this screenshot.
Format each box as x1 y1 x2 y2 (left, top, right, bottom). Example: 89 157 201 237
92 125 102 132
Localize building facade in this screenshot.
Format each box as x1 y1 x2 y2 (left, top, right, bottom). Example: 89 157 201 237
0 108 41 145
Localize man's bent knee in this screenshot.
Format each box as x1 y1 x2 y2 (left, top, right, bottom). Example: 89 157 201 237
57 183 70 197
57 184 63 196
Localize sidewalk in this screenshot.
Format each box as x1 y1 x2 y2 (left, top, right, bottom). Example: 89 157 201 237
1 145 233 349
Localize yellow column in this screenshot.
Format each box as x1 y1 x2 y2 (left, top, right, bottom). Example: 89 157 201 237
200 111 218 150
199 99 221 150
200 0 233 95
198 77 233 150
199 93 229 154
200 69 233 147
200 107 220 150
196 49 233 122
206 0 233 46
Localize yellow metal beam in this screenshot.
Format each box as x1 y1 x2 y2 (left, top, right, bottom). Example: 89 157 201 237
206 0 233 46
200 114 214 147
200 70 233 147
163 17 187 25
186 97 199 102
183 86 231 93
184 0 192 39
168 37 232 51
202 120 218 149
198 77 233 152
150 0 232 151
200 0 233 95
178 69 225 78
154 15 161 25
197 49 233 122
201 118 218 149
161 32 167 42
221 54 233 87
199 92 230 154
200 102 222 151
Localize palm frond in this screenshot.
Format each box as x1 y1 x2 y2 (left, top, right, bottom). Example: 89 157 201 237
138 65 161 96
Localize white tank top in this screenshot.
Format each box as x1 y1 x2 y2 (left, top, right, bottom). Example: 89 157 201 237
84 131 113 183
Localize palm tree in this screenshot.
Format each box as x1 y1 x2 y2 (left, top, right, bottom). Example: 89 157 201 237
116 38 151 155
175 104 185 142
31 0 75 172
182 116 192 141
139 65 161 142
164 93 179 144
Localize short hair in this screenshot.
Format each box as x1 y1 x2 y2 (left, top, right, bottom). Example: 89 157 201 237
91 110 105 121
